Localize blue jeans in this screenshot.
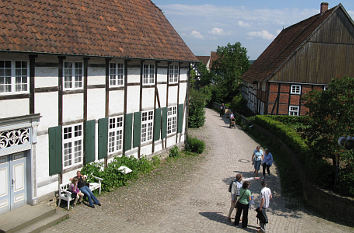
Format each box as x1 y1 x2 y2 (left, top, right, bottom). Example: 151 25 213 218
80 186 100 206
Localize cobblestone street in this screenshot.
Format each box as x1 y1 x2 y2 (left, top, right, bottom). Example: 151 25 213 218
46 109 353 233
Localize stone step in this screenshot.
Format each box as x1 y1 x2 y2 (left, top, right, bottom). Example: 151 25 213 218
0 204 63 233
16 210 69 233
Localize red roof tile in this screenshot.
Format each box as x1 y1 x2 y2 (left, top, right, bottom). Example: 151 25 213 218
242 6 337 83
0 0 197 62
196 56 210 66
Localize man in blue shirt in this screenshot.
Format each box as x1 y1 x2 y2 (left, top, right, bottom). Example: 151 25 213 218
262 148 273 176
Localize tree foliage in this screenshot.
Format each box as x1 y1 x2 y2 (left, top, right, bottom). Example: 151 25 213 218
211 42 249 103
304 77 354 189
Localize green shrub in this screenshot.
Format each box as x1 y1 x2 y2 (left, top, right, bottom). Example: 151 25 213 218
185 137 205 154
169 146 180 157
188 89 206 128
81 155 159 192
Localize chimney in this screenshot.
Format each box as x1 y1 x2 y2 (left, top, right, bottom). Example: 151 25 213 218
320 2 329 14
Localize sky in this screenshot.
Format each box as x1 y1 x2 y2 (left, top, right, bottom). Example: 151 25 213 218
152 1 354 60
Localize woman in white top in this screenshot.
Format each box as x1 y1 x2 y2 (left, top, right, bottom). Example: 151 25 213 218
227 173 260 221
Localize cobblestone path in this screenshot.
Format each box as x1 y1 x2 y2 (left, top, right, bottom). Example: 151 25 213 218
46 108 353 233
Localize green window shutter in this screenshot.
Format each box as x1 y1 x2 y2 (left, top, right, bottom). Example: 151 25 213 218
153 108 161 141
98 118 108 160
161 107 167 139
84 120 96 164
124 113 133 152
177 104 184 133
48 126 62 176
133 112 141 148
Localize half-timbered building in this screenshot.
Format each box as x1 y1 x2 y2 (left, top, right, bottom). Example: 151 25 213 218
0 0 197 213
241 3 354 116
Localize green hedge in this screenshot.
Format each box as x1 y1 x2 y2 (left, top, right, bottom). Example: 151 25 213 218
254 115 310 157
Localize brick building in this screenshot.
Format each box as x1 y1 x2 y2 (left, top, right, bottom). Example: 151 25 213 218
241 3 354 116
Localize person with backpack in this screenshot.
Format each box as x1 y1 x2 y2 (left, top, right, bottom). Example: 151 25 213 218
227 174 259 221
219 103 225 117
257 180 272 233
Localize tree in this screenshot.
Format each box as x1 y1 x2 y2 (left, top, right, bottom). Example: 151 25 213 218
211 42 249 103
304 77 354 188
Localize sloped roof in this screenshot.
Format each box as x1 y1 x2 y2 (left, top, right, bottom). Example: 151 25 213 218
209 51 219 69
196 56 210 66
0 0 197 62
241 5 338 83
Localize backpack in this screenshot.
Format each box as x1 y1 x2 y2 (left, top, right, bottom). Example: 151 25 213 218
255 207 268 224
228 181 233 192
228 179 236 192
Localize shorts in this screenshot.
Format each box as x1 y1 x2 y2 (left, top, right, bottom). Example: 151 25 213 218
254 160 261 171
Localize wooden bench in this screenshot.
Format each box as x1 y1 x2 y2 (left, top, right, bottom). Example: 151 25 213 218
57 175 103 210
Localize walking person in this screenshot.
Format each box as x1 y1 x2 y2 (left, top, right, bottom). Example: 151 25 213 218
262 149 273 176
252 145 263 176
234 181 252 228
75 171 101 208
227 174 259 221
219 103 225 117
258 180 272 233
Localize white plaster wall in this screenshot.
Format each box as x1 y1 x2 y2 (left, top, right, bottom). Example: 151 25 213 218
156 84 167 107
180 68 188 81
157 67 167 83
167 136 177 148
125 148 138 159
35 92 58 132
179 83 187 104
127 67 140 83
127 86 140 113
109 90 124 115
87 67 105 85
141 144 152 157
37 181 58 197
154 141 163 153
63 94 83 122
62 170 78 183
168 86 178 105
87 89 105 121
142 88 154 110
36 134 50 184
35 67 58 88
0 99 29 118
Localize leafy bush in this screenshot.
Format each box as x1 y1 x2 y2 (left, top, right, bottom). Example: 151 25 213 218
230 94 254 117
81 155 160 192
169 146 180 157
185 137 205 154
188 89 206 128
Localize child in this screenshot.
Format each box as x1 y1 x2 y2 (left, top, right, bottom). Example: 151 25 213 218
70 177 84 206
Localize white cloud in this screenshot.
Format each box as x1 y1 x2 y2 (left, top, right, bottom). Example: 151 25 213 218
349 10 354 19
209 27 225 35
247 30 275 40
191 30 204 39
237 20 250 28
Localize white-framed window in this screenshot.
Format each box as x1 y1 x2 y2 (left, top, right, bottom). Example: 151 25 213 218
167 106 177 134
109 63 124 87
143 63 155 85
63 62 83 90
168 64 179 83
289 105 299 116
108 116 124 154
290 84 301 95
0 60 29 94
141 110 154 143
63 124 83 169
